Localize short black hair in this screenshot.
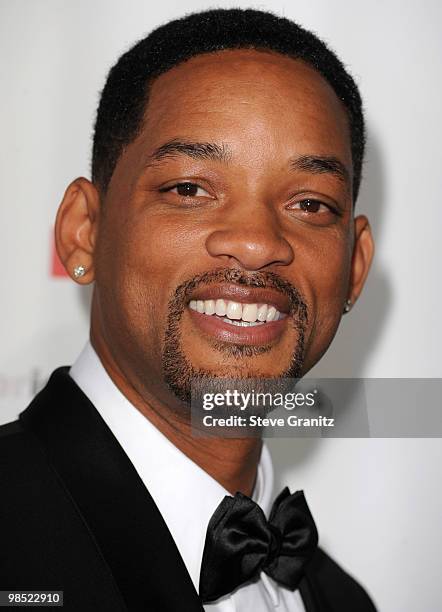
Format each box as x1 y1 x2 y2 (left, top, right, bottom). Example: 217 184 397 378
92 8 365 201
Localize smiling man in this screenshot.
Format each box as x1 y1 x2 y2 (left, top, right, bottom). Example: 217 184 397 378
0 8 375 612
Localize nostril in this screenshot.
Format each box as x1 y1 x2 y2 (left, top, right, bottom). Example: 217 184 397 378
205 227 294 271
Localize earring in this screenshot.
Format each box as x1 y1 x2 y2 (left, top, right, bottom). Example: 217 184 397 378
73 265 86 279
343 299 352 314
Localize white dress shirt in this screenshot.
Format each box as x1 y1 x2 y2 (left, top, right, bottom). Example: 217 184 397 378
70 342 305 612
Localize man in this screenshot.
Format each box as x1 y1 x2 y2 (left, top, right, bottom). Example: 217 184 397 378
0 8 375 611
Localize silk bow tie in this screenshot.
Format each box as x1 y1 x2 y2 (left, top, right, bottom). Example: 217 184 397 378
199 487 318 603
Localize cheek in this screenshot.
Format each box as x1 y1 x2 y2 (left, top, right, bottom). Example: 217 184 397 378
299 232 352 350
96 212 204 337
140 215 201 269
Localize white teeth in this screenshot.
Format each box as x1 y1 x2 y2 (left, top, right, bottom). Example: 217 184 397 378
204 299 216 315
222 318 265 327
215 299 227 317
189 298 283 323
266 306 277 322
226 301 242 320
242 303 258 322
257 304 268 321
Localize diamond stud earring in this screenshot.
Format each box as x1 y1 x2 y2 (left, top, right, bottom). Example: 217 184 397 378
73 265 86 279
343 299 352 314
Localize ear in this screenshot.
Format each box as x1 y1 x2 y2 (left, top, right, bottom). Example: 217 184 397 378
54 178 100 284
347 215 375 305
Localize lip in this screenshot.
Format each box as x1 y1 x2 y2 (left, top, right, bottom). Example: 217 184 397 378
187 308 288 346
188 283 290 314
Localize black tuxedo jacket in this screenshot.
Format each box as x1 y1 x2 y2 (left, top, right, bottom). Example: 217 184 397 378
0 368 377 611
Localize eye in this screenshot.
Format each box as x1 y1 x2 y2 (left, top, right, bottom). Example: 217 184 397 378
292 199 332 214
285 196 342 226
160 182 211 198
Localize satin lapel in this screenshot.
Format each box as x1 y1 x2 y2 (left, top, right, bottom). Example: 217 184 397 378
299 574 322 612
299 552 334 612
20 367 204 612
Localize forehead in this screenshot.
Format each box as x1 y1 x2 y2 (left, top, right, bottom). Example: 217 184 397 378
142 49 352 167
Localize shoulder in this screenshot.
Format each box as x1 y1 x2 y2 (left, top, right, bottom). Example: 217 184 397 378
0 417 59 496
304 547 377 611
0 418 37 463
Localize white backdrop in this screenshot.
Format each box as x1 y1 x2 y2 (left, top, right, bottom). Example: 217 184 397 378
1 1 442 610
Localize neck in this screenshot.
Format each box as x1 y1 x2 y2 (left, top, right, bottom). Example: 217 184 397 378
90 332 262 497
142 409 262 496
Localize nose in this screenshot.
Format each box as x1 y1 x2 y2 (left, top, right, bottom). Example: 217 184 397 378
205 201 294 271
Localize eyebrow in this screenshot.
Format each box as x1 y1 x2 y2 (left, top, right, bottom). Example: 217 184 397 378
146 139 232 166
145 139 350 187
290 154 351 187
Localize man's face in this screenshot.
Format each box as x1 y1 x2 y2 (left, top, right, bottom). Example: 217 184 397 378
92 50 358 405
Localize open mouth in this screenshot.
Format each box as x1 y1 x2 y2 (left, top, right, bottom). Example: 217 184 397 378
185 284 290 345
189 299 287 327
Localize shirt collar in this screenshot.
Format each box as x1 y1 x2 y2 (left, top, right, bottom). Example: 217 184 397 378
69 341 275 593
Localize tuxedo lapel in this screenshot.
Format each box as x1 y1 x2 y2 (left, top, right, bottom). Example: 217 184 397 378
299 547 377 612
20 367 204 612
299 569 330 612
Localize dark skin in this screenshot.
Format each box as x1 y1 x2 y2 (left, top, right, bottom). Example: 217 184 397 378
55 50 374 496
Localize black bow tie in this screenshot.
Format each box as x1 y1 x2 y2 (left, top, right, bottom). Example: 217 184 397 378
199 487 318 603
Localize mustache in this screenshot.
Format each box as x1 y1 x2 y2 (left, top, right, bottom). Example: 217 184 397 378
168 268 308 322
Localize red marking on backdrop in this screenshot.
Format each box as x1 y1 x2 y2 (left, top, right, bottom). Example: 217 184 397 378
50 232 69 277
